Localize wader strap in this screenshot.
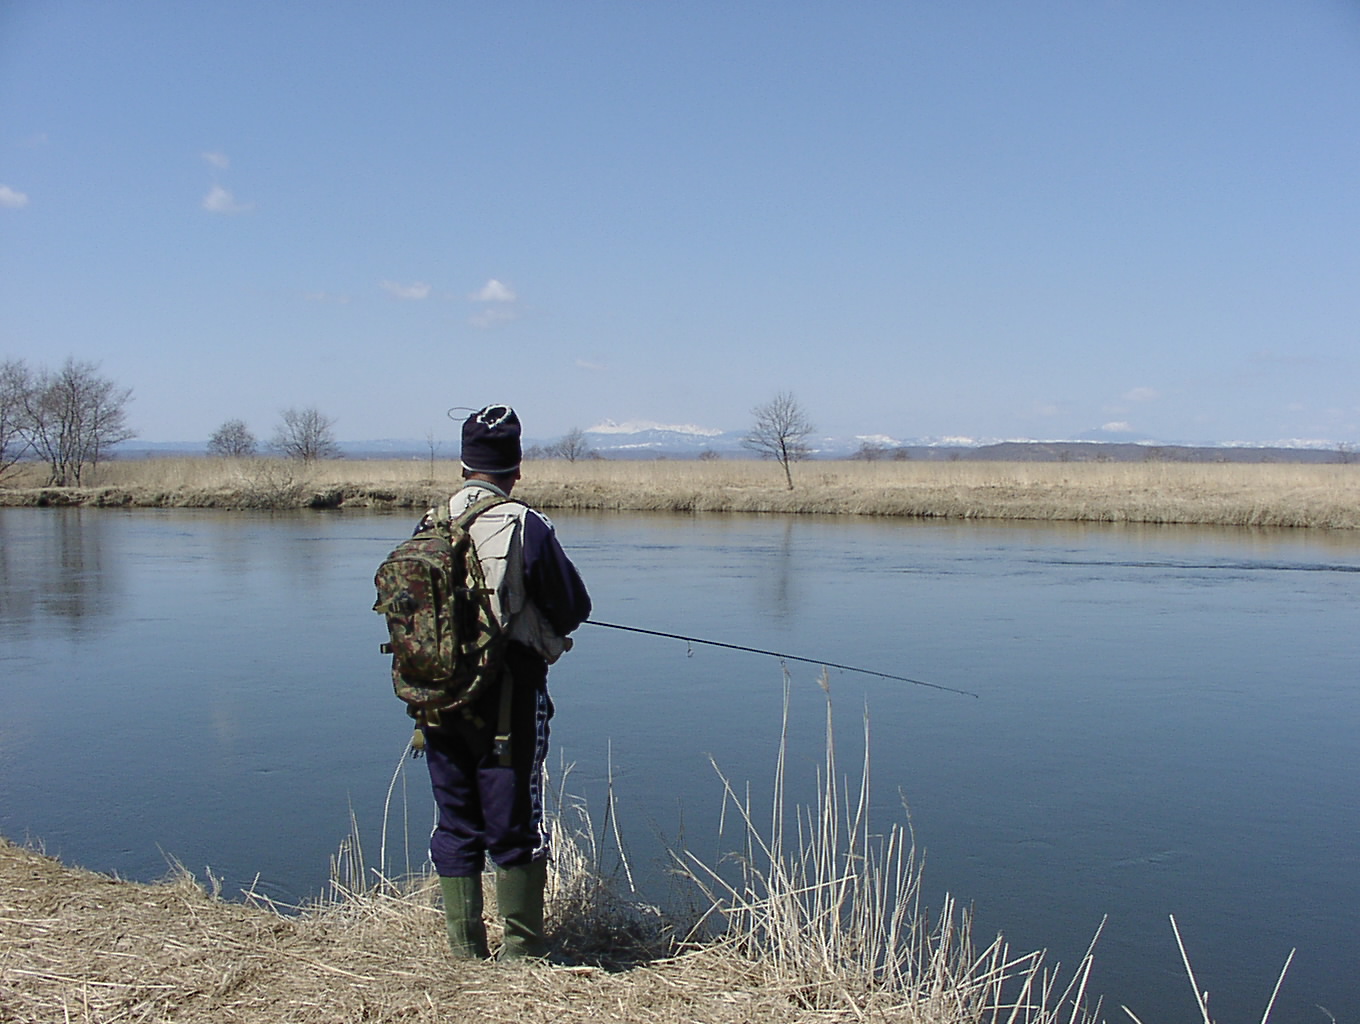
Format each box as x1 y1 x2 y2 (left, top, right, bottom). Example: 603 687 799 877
492 668 514 767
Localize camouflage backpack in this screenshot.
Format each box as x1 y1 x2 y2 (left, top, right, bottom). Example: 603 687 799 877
372 496 513 720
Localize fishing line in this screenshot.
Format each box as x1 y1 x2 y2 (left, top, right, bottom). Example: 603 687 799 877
583 619 979 699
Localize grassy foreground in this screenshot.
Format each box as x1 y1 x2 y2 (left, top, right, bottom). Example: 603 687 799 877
2 456 1358 529
2 684 1294 1024
0 690 1124 1024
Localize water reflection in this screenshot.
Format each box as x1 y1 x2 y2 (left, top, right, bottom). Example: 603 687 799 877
0 508 120 628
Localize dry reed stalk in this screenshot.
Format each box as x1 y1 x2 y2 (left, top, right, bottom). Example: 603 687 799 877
318 738 674 971
1120 915 1295 1024
672 670 1104 1022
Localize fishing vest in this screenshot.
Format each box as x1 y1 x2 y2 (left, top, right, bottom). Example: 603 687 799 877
442 484 571 665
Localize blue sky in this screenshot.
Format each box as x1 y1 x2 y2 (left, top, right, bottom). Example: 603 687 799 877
2 1 1358 446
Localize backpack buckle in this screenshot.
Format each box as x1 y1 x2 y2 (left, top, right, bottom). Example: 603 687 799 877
493 733 512 766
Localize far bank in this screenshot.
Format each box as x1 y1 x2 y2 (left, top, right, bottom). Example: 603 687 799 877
1 457 1357 529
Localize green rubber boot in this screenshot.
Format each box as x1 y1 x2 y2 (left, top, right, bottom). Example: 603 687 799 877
494 859 548 960
438 875 490 960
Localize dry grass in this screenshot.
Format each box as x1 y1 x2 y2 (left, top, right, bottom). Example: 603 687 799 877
1 694 1298 1024
0 702 1101 1024
2 456 1358 528
0 837 705 1024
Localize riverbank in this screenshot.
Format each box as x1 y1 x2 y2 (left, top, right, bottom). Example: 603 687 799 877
0 813 1091 1024
0 836 719 1024
2 457 1357 528
1 692 1116 1024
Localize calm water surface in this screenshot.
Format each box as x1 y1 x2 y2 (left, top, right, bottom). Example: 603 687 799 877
1 506 1356 1021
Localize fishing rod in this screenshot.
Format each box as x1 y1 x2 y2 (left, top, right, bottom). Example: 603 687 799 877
583 619 979 699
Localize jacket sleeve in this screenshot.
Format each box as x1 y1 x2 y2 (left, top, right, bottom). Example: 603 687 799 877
521 509 592 635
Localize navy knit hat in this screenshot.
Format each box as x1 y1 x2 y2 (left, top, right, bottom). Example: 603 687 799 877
461 404 522 474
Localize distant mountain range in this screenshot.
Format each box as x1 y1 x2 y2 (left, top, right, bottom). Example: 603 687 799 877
118 421 1353 463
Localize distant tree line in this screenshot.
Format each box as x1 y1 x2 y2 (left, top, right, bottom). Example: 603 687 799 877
525 426 599 463
0 353 348 486
0 356 135 485
208 406 342 463
850 441 912 462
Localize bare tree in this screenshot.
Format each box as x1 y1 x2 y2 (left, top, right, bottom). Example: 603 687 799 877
549 426 593 463
21 358 136 485
270 406 340 463
0 358 33 480
743 391 814 489
424 428 442 481
207 418 257 457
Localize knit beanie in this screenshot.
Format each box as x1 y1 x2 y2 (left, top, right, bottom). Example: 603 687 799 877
460 404 522 474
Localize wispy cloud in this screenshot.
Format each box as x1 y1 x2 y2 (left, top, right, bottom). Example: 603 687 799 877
575 358 607 371
1123 387 1159 402
202 185 253 214
302 290 351 304
467 278 518 327
380 280 431 300
470 306 518 328
202 150 231 170
471 278 516 303
0 184 30 209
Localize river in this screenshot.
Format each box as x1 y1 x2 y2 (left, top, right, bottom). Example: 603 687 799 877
0 506 1355 1021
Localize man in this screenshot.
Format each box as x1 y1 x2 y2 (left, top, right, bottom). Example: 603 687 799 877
415 404 591 960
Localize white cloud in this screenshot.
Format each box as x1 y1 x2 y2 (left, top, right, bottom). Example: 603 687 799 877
0 185 30 209
1100 421 1132 433
202 150 230 170
469 306 518 328
575 358 607 371
1123 387 1159 402
380 280 431 300
202 185 252 214
471 279 516 303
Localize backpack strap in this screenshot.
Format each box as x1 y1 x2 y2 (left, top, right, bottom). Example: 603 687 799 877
492 665 515 767
452 494 517 530
459 493 519 767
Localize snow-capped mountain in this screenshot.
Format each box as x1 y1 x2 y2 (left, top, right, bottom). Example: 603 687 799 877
577 421 742 456
117 424 1353 463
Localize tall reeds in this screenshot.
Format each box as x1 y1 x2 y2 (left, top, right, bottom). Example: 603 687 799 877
672 671 1103 1022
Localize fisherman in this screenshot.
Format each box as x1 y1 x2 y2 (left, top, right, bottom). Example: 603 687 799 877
415 404 591 960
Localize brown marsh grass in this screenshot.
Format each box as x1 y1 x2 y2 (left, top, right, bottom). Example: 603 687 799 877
0 684 1293 1023
0 720 1099 1024
2 456 1357 529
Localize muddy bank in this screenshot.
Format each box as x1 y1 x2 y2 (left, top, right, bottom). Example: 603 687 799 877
2 476 1357 529
0 484 424 511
